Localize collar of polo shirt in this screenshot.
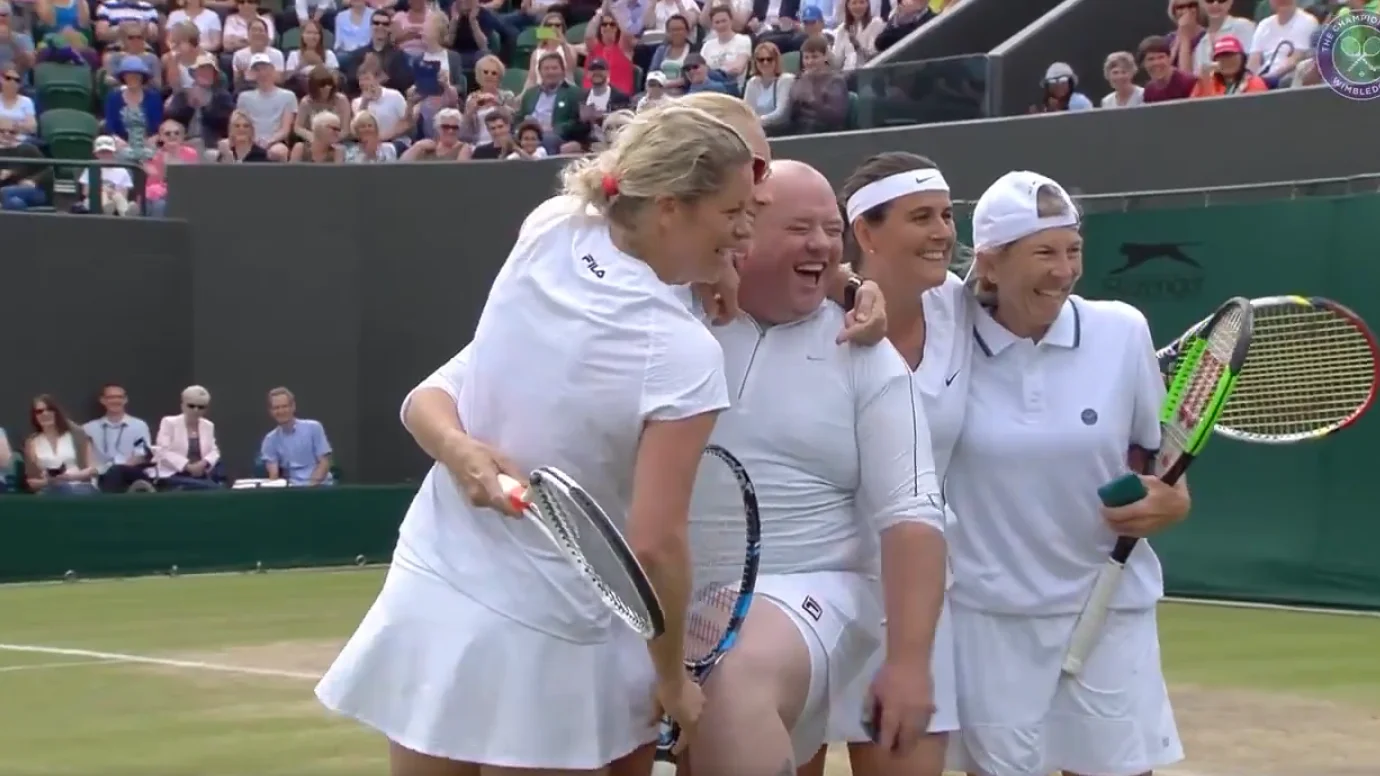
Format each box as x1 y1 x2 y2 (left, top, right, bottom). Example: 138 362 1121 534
972 297 1081 356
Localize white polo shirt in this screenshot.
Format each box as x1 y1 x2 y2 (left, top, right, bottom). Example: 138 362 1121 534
703 301 945 577
910 272 973 506
393 196 729 642
946 296 1166 615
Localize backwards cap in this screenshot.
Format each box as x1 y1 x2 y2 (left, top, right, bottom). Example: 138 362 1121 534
970 170 1079 253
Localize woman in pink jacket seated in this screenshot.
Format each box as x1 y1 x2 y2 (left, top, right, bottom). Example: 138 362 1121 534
155 384 224 490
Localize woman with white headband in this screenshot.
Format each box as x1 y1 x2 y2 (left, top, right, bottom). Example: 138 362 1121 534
942 170 1191 776
797 150 970 776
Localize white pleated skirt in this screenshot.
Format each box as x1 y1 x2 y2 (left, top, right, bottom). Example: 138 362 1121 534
315 564 658 769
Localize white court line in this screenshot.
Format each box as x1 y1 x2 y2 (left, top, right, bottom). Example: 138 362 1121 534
0 643 320 680
0 659 128 674
1164 595 1380 618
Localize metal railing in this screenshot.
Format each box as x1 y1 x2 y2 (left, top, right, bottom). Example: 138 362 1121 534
0 155 148 216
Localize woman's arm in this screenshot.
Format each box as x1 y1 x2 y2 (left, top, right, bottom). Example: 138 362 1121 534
23 438 46 491
759 73 793 126
203 423 221 468
17 98 37 134
293 98 314 141
35 0 56 27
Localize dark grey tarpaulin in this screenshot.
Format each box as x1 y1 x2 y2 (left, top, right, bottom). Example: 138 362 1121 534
4 88 1375 482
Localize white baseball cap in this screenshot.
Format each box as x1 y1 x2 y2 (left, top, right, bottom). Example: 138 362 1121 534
93 135 117 153
249 52 275 68
971 170 1079 252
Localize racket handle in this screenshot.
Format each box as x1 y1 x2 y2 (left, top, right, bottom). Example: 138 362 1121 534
1097 472 1148 507
496 474 530 513
650 762 678 776
1062 561 1124 676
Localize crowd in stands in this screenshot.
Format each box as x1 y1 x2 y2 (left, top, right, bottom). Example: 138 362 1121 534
1031 0 1360 113
0 384 336 494
0 0 968 211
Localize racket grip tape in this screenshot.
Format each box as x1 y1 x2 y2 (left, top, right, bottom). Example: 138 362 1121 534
652 718 679 775
1098 472 1149 507
1061 562 1124 676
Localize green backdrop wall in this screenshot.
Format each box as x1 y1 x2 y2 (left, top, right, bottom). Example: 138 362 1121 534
3 193 1378 609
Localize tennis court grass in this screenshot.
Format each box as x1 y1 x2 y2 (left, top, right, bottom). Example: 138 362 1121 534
1 569 1377 776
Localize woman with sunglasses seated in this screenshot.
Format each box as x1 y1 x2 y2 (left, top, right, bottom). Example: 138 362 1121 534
24 395 99 496
154 385 225 490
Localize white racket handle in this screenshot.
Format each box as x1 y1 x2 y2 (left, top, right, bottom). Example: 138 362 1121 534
1061 561 1125 676
496 474 530 513
650 761 678 776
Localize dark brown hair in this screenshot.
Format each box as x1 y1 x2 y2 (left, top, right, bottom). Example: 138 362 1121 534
801 34 830 56
299 18 328 58
516 118 543 142
307 64 336 99
1137 35 1172 61
29 394 72 436
837 151 941 267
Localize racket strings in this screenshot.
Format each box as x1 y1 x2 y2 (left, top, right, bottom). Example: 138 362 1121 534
1217 307 1376 438
530 483 656 636
684 450 751 665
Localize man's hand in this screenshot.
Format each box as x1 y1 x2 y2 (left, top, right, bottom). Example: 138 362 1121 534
867 657 935 757
1102 475 1190 538
438 432 527 517
692 255 741 325
836 279 886 345
185 460 207 476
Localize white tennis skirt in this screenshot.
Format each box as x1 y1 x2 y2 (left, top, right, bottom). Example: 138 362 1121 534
826 595 960 742
945 604 1184 776
315 564 658 768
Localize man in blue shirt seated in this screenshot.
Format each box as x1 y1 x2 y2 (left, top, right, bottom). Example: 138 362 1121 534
259 387 335 486
83 383 156 493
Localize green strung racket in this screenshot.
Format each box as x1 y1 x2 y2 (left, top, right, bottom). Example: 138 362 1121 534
1062 296 1254 676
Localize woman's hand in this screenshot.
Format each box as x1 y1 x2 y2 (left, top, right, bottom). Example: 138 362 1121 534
438 432 527 518
1102 475 1190 538
691 256 741 325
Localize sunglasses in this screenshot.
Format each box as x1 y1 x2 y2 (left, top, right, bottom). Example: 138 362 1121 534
1172 2 1196 9
2 74 19 82
162 130 183 137
439 123 460 130
185 403 207 410
601 20 617 26
542 20 563 27
479 69 499 75
34 407 54 415
755 56 775 63
372 17 389 24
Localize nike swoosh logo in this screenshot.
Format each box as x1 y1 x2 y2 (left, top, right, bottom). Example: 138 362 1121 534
945 370 960 386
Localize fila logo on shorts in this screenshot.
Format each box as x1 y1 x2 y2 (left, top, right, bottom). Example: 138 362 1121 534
801 596 824 622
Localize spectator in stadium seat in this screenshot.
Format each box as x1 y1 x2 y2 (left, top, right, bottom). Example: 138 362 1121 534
682 51 730 93
37 27 99 68
94 0 159 47
411 15 464 124
0 116 50 210
583 12 636 94
459 55 516 143
1100 50 1144 108
391 0 438 57
523 10 577 88
565 56 630 150
285 19 341 92
402 106 473 159
782 34 847 133
0 63 36 142
293 65 350 143
342 11 413 96
498 0 564 35
291 108 346 160
83 383 155 493
743 40 794 130
223 0 276 58
105 57 162 157
702 5 751 85
1196 0 1254 75
162 23 204 94
636 69 670 108
352 60 410 146
235 52 295 158
284 0 338 36
449 0 504 70
75 134 135 214
468 106 515 157
0 2 37 77
154 385 224 491
103 23 163 93
334 0 374 53
1139 34 1196 102
231 18 285 87
166 0 222 53
835 0 883 65
874 0 934 54
260 387 335 486
595 0 650 43
0 427 12 492
648 13 693 91
24 395 98 496
758 7 808 54
344 108 397 160
35 0 92 38
1030 61 1092 112
509 117 550 157
141 119 198 216
801 5 853 69
644 0 701 38
516 51 580 153
166 53 235 155
1248 0 1318 86
1166 0 1207 75
1190 34 1267 96
216 108 272 159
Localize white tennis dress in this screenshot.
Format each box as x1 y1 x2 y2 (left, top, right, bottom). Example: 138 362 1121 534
944 297 1184 776
827 271 972 745
699 294 947 765
314 196 730 769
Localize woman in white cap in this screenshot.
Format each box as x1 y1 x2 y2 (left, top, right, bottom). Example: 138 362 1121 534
943 170 1190 776
314 104 762 776
795 150 969 776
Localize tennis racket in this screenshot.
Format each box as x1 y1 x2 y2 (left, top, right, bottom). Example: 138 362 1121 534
650 444 762 776
1156 296 1378 444
1062 296 1254 676
499 469 665 639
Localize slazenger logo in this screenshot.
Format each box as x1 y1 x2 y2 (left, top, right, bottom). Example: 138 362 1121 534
1101 242 1204 301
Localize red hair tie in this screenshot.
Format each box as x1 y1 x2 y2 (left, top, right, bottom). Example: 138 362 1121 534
601 173 620 198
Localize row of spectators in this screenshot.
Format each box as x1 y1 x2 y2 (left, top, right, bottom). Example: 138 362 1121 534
0 384 336 494
1032 0 1359 113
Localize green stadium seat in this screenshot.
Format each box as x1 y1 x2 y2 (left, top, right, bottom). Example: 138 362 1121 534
846 90 859 129
633 64 644 92
1254 0 1270 19
516 26 539 63
572 65 583 85
567 21 587 42
782 51 800 74
34 62 93 113
280 26 334 51
38 108 99 176
501 66 528 93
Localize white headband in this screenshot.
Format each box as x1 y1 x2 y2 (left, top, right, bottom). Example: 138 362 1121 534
844 169 950 223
